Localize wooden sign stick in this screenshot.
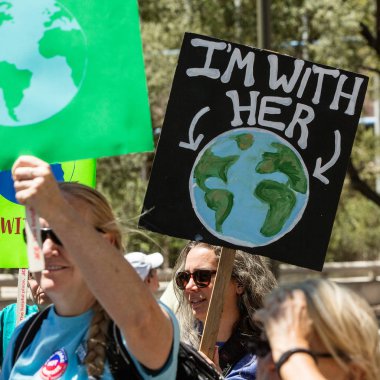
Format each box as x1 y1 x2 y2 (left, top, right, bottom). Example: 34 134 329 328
199 247 236 359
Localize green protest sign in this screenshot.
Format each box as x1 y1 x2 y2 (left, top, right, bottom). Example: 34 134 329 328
0 159 96 268
0 0 153 170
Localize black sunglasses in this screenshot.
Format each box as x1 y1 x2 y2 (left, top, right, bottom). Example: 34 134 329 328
23 227 105 246
175 270 217 290
23 227 62 246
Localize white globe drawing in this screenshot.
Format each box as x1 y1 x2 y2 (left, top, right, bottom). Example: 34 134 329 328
0 0 87 126
190 128 309 247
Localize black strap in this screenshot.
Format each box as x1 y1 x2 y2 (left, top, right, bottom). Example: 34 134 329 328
107 321 142 379
13 306 50 366
177 342 224 380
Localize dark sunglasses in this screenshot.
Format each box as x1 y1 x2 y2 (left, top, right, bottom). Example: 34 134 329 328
175 270 217 290
23 227 105 246
23 227 62 246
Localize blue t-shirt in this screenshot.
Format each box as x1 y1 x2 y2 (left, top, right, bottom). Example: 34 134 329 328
1 304 179 379
0 303 39 365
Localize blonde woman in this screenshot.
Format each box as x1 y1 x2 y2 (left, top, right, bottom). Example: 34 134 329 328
255 278 380 380
1 155 179 379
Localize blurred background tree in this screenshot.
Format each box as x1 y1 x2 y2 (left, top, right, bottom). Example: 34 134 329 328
97 0 380 267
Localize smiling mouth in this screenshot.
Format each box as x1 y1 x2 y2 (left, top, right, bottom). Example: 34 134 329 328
190 297 206 307
44 265 66 272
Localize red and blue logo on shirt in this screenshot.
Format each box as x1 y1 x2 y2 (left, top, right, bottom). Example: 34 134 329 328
40 349 68 380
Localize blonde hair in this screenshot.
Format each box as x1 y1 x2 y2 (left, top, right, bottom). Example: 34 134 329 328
173 241 277 347
58 182 123 378
282 279 380 380
59 182 123 250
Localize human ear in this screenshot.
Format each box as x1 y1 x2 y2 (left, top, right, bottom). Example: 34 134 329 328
347 363 365 380
235 283 244 295
101 231 116 246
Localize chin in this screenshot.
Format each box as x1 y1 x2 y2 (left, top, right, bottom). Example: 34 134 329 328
39 278 59 292
193 311 206 322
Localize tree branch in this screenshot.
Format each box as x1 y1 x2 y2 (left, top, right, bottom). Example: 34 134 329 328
347 158 380 206
360 22 379 54
360 65 380 75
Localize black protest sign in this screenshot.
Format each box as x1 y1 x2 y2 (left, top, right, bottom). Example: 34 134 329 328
139 33 368 271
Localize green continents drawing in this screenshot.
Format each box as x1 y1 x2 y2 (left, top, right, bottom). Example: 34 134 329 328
190 128 309 247
193 148 238 232
0 62 32 122
205 189 234 232
254 180 296 236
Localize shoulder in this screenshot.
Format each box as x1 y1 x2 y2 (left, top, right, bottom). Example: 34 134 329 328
0 311 38 377
6 305 52 347
0 304 17 332
0 303 39 325
0 303 17 316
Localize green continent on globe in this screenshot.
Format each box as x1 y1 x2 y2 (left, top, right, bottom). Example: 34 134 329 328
39 28 85 87
44 7 72 28
255 142 307 194
0 6 12 27
233 133 254 151
204 189 234 233
0 61 32 121
194 148 239 192
254 179 296 237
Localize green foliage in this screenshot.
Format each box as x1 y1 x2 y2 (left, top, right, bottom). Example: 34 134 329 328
328 124 380 261
97 153 187 266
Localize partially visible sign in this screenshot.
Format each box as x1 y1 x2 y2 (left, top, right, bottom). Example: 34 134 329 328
139 33 368 271
0 0 153 170
0 159 96 268
16 268 28 325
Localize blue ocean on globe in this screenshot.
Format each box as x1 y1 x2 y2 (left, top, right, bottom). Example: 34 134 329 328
190 128 309 247
0 164 64 204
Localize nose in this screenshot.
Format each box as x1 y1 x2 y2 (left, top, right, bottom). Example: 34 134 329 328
184 276 198 291
41 238 60 258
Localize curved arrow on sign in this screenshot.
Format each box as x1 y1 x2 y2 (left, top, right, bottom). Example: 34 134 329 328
313 130 341 185
179 106 210 151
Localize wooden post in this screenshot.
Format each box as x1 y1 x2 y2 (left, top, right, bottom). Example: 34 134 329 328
199 247 236 359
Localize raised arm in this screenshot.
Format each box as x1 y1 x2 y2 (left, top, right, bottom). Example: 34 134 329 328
12 155 175 370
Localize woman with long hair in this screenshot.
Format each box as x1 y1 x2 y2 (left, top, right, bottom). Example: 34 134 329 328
1 155 179 379
255 278 380 380
172 241 277 379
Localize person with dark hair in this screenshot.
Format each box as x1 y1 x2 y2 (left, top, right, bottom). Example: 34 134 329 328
172 241 277 379
1 155 179 379
255 279 380 380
